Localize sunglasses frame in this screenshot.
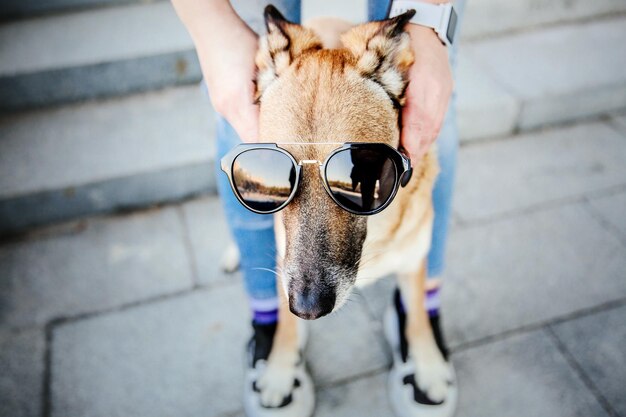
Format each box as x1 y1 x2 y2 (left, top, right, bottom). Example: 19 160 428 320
220 142 413 216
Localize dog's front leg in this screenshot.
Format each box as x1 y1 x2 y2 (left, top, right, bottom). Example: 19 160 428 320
256 282 302 406
397 262 451 402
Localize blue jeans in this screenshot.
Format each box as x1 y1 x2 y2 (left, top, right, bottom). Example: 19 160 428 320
216 0 464 304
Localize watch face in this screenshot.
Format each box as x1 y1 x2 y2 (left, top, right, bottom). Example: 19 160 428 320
446 8 458 44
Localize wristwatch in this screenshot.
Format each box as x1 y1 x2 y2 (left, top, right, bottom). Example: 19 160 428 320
387 0 458 46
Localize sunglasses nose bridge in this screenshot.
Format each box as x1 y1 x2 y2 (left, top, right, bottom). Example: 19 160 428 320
299 160 324 183
298 160 322 166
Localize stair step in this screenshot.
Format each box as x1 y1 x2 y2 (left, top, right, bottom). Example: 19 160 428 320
0 85 215 234
462 16 626 132
5 0 626 30
0 0 149 19
301 0 626 39
463 0 626 39
1 16 625 233
3 1 626 111
0 1 198 111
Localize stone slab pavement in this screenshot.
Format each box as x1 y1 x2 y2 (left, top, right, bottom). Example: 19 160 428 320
1 115 626 417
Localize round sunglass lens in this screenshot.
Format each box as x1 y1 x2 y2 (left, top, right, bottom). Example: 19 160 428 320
325 148 397 213
232 149 297 213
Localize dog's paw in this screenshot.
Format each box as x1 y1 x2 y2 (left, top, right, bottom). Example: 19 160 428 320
257 363 296 407
412 343 452 403
220 243 240 273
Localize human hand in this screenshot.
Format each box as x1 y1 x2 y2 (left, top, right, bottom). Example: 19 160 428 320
401 24 453 162
173 0 260 142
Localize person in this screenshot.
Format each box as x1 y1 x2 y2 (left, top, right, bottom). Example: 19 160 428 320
171 1 465 416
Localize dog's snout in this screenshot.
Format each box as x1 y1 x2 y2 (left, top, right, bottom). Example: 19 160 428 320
289 286 336 320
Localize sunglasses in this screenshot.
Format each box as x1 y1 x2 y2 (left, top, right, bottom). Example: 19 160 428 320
220 142 413 216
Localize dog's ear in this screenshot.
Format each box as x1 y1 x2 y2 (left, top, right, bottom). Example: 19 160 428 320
341 11 416 107
255 5 322 101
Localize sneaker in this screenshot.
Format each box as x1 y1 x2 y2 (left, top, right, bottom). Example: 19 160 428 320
243 321 315 417
384 290 458 417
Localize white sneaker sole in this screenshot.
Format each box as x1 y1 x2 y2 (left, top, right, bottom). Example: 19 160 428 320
243 320 315 417
243 363 315 417
383 306 458 417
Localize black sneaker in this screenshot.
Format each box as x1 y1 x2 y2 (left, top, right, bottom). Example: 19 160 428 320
243 321 314 417
384 289 458 417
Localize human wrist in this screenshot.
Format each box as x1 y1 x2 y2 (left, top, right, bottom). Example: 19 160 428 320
392 0 451 5
173 0 248 50
185 4 257 87
189 3 244 49
389 0 457 46
406 23 445 48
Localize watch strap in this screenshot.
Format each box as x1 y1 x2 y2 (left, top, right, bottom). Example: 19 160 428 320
388 0 456 46
388 0 446 31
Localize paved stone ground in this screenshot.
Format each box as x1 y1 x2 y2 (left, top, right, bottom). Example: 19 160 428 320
2 114 626 417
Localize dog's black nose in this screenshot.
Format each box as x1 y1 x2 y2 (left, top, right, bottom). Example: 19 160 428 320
289 287 336 320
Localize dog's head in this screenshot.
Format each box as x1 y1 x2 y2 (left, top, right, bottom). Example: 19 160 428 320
255 6 415 319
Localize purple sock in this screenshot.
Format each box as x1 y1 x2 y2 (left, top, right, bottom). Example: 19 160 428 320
425 287 441 317
397 287 441 318
249 297 279 324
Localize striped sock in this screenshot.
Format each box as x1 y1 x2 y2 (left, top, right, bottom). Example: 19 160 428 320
393 287 449 361
396 287 441 317
425 287 441 318
249 297 279 325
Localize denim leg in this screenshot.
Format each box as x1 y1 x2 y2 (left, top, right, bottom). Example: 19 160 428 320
368 0 466 279
214 1 301 310
229 0 301 34
428 0 465 278
427 102 458 278
216 118 279 303
368 0 392 21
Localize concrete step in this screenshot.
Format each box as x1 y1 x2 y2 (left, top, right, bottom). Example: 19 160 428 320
4 0 626 29
3 1 626 112
0 85 215 235
2 16 625 234
0 1 199 111
0 0 149 19
302 0 626 38
462 0 626 39
457 15 626 141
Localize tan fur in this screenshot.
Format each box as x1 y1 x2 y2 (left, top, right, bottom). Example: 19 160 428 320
358 149 439 280
251 9 449 405
255 18 322 102
341 20 414 105
397 263 451 401
305 17 353 49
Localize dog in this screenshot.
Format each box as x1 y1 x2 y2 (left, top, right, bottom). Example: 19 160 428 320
224 5 453 414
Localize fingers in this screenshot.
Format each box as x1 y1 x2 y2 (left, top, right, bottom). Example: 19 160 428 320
210 80 260 143
400 64 452 162
232 101 260 143
400 25 453 163
400 99 445 162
